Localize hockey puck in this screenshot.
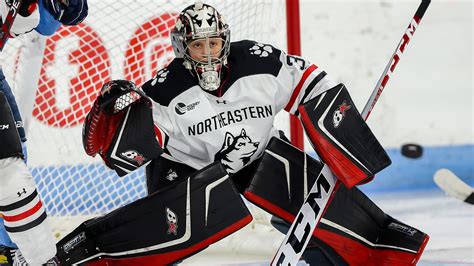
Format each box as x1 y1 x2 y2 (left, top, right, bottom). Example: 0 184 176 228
401 143 423 159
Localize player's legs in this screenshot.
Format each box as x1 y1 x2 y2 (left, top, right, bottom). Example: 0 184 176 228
0 216 17 264
0 216 16 249
0 157 57 265
0 92 56 265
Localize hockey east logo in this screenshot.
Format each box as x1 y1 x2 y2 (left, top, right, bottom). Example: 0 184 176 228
214 129 259 174
332 101 351 128
175 101 200 115
166 207 178 235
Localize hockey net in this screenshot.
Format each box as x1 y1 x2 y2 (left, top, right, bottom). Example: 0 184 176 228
1 0 290 257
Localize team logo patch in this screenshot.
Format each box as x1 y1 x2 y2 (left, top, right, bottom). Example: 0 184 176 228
120 150 146 166
166 207 178 235
332 101 351 128
165 169 178 181
175 101 200 115
249 43 273 57
214 129 259 174
151 69 169 85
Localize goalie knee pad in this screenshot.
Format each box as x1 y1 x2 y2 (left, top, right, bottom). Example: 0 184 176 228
244 137 328 222
298 84 391 188
55 162 252 265
0 92 22 160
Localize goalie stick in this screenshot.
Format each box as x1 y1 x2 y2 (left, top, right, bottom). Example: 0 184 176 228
434 168 474 205
0 0 22 50
271 1 431 265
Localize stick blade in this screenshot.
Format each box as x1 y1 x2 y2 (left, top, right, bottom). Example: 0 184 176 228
434 168 474 204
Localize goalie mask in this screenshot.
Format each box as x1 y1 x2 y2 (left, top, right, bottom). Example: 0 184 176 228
171 3 230 92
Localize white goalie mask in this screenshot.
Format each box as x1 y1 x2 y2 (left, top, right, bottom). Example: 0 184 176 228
171 2 230 92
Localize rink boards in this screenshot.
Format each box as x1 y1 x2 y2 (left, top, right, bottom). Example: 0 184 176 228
32 144 474 216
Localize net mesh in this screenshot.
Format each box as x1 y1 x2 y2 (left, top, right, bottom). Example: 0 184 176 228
1 0 288 240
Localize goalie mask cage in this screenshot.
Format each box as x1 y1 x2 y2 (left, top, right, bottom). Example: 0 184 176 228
1 0 302 248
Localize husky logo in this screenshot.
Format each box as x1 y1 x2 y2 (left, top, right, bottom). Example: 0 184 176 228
333 101 351 128
166 207 178 235
249 43 273 57
120 150 146 166
214 129 259 173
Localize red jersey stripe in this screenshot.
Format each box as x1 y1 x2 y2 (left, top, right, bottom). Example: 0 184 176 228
284 64 318 112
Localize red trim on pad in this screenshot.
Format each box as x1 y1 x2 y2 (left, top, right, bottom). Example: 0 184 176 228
284 64 318 112
298 106 367 188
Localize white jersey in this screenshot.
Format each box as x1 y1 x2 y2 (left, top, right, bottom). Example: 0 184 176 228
142 40 337 174
0 0 40 37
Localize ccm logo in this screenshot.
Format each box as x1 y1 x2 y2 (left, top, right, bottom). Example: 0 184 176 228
0 124 9 130
274 172 332 265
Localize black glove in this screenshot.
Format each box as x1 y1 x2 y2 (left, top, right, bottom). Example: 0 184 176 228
42 0 88 25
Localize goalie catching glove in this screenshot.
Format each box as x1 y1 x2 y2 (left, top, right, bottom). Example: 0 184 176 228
83 80 162 176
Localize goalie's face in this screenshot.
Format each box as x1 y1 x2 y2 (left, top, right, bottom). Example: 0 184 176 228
187 37 224 63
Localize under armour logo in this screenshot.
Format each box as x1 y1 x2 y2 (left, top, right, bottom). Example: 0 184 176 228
17 188 27 197
216 99 227 104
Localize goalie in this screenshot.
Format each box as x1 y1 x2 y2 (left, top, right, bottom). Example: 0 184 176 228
62 2 428 265
0 0 88 264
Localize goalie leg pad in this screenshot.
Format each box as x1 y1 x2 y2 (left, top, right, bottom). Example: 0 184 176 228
55 162 252 265
0 92 22 160
316 184 429 265
244 138 428 265
244 137 326 222
298 84 391 188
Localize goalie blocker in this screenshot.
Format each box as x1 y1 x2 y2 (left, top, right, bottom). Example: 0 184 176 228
55 162 252 265
298 84 391 188
244 137 429 265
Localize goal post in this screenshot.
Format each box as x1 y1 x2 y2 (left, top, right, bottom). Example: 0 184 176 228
285 0 305 150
